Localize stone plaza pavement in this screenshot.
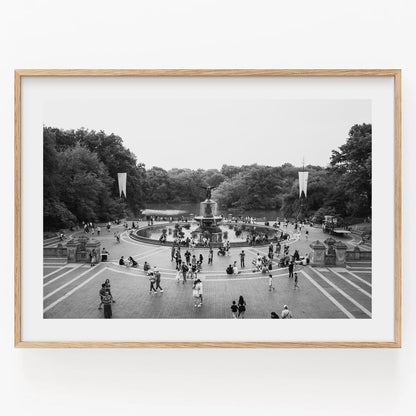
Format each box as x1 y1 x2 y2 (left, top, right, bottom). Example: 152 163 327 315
43 223 372 319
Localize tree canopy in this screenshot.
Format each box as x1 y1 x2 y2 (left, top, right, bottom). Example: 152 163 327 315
43 123 372 229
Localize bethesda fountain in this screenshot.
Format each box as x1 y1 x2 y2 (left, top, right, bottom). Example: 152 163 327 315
194 186 223 243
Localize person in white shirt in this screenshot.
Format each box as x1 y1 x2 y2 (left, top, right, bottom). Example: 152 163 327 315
281 305 293 319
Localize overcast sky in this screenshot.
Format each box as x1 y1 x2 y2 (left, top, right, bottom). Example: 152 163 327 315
44 99 371 170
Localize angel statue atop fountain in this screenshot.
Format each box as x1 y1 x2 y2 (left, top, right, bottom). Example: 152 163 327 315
200 185 217 200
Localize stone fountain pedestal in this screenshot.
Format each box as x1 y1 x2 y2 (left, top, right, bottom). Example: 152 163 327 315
195 199 223 243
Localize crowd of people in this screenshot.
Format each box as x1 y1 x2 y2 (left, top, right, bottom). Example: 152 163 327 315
93 218 309 319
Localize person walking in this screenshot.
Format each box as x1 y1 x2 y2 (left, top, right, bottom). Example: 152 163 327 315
104 279 115 303
148 270 157 294
154 267 163 293
294 272 300 289
268 274 275 291
239 250 245 268
98 283 107 309
175 268 181 284
208 248 214 265
176 251 182 269
268 243 274 260
89 249 97 267
199 253 204 266
230 301 238 318
185 249 191 265
181 263 188 284
192 280 201 307
288 261 294 279
196 279 203 306
281 305 293 319
275 242 281 255
237 296 247 318
102 290 113 319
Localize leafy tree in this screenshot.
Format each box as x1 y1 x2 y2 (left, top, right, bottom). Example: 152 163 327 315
330 123 372 217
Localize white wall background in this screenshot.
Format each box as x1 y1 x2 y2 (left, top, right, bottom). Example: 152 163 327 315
0 1 414 415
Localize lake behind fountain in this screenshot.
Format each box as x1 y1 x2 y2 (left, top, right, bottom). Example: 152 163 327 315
141 202 282 221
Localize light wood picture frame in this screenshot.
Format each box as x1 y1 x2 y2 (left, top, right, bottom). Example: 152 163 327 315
15 69 401 348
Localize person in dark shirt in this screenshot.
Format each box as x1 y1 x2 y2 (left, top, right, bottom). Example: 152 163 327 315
101 248 109 262
208 248 214 265
185 250 191 265
226 264 234 275
119 256 125 266
181 263 189 283
231 301 238 318
238 296 246 318
288 261 294 279
128 256 138 267
239 250 245 268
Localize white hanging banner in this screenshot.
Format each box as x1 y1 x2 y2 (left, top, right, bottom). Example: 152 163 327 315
117 172 127 198
298 171 308 197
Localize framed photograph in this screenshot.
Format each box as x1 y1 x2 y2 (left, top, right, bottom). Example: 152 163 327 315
15 69 401 348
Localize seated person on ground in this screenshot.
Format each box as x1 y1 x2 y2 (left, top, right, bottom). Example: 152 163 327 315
119 256 125 266
218 246 226 256
226 264 234 275
143 261 150 272
128 256 138 267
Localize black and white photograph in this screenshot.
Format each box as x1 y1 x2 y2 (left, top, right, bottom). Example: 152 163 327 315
42 97 372 320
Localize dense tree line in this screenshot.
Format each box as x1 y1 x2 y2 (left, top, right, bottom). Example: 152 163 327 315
213 123 371 221
44 123 371 230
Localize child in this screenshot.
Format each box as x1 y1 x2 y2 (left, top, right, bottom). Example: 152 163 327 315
230 301 238 318
268 274 275 291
